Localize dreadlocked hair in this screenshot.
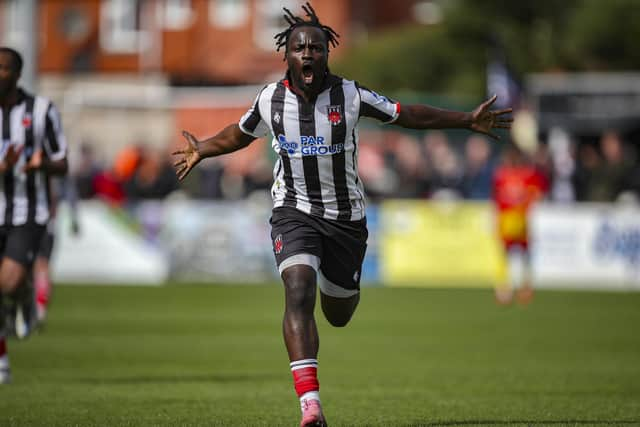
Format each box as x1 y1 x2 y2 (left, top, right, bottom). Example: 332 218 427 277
274 2 340 60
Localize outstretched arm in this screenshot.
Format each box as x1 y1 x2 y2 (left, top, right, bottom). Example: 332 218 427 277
172 124 256 181
393 95 512 139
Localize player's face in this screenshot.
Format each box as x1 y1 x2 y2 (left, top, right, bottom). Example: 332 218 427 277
286 26 328 93
0 52 19 97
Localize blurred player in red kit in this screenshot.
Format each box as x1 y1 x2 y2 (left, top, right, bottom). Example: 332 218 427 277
493 138 548 305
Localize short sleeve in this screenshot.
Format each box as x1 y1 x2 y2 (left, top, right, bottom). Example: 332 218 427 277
43 102 68 161
357 85 401 124
239 88 269 138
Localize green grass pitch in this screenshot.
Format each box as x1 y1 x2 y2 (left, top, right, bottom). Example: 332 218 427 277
1 284 639 426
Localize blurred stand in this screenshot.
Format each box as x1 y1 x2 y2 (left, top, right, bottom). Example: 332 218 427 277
1 1 639 289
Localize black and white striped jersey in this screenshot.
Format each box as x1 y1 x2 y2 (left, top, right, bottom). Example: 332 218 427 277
239 74 400 221
0 89 67 226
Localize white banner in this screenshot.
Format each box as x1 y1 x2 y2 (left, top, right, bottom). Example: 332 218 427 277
52 198 277 285
530 203 640 290
146 197 277 283
52 201 169 285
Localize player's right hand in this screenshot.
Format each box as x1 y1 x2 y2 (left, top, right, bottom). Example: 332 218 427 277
172 131 202 181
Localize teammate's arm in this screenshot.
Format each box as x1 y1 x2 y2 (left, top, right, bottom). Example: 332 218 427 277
0 145 23 173
24 149 68 175
393 95 513 139
173 124 256 181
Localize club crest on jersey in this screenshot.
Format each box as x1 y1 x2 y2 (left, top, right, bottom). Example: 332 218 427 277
327 105 342 125
273 111 281 124
22 114 32 128
274 234 283 254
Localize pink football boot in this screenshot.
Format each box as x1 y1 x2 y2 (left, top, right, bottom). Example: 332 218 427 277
300 399 327 427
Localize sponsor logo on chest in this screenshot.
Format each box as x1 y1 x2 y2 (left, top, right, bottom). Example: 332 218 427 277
277 134 344 156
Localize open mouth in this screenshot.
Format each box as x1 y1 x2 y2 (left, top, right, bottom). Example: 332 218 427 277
302 64 314 85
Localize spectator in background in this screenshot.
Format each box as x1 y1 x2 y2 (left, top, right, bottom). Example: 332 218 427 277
531 141 554 187
547 127 575 202
462 135 494 199
572 143 601 202
74 142 102 199
620 142 640 202
364 132 424 199
92 145 139 205
124 146 178 200
244 150 274 196
388 133 425 198
422 130 464 199
196 160 225 199
356 131 392 201
587 130 633 202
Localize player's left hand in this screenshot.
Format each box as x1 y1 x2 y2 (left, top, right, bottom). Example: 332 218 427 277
470 95 513 140
23 149 43 172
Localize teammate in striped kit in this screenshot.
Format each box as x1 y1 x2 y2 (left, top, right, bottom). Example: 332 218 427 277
173 4 512 426
0 47 68 384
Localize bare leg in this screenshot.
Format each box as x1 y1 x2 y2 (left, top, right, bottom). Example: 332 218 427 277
282 264 319 361
320 292 360 327
0 257 28 295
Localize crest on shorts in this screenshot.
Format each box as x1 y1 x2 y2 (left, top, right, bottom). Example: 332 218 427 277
274 234 283 254
327 105 342 126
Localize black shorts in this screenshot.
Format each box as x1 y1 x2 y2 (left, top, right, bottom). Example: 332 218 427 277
37 227 55 260
270 207 368 291
0 225 47 267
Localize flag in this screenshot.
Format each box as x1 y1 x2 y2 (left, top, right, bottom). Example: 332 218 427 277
487 40 521 110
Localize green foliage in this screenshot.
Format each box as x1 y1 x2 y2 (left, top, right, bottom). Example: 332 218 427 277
564 0 640 69
333 25 469 95
333 0 640 97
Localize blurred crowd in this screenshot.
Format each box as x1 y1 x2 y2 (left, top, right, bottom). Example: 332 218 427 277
70 126 640 206
73 143 180 204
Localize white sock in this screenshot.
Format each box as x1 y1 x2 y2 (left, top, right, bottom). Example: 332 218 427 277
507 248 525 290
0 354 9 381
300 391 321 412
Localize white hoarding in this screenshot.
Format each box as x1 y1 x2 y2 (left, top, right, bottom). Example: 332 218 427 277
52 201 169 285
530 203 640 290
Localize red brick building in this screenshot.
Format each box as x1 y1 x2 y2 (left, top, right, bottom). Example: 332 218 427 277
1 0 426 162
31 0 420 84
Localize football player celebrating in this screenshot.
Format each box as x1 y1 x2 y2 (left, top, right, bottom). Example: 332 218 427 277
173 3 512 426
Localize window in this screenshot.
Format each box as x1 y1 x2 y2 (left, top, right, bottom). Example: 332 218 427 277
59 6 91 43
254 0 300 51
3 0 26 47
209 0 248 29
100 0 145 53
163 0 193 30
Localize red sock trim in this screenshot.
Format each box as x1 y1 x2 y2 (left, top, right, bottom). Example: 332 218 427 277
36 277 51 306
0 337 6 357
292 367 319 397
